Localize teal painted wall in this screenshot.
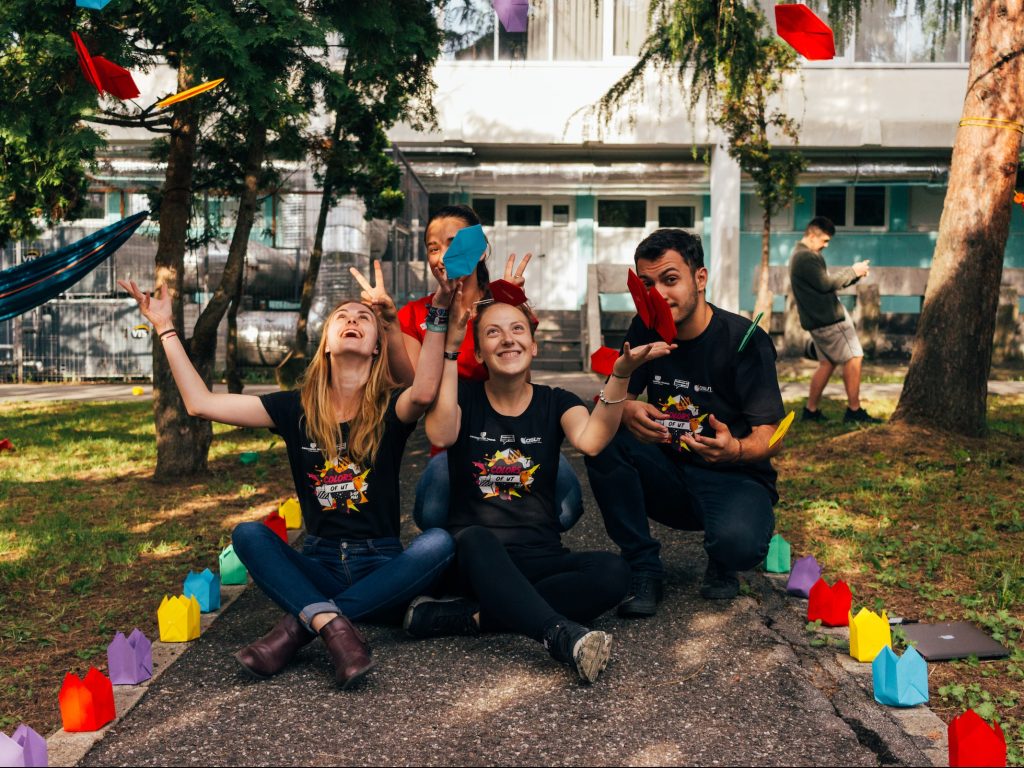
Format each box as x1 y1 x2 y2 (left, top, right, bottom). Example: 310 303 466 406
576 194 595 306
739 185 1024 313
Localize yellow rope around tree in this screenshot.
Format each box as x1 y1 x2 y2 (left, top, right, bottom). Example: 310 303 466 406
958 116 1024 134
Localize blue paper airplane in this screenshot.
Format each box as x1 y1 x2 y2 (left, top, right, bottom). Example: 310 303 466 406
76 0 114 8
443 225 488 279
872 646 929 707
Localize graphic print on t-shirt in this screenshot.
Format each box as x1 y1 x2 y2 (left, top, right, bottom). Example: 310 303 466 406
658 394 709 452
306 449 370 513
473 448 540 501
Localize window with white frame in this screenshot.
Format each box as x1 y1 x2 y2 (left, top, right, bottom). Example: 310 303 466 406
813 186 889 229
441 0 647 61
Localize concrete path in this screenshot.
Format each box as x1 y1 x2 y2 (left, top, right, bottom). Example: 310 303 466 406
61 370 948 766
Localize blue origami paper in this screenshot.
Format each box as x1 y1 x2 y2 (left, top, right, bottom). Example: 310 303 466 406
442 224 487 279
183 568 221 613
76 0 113 8
107 628 152 685
786 555 822 597
873 646 929 707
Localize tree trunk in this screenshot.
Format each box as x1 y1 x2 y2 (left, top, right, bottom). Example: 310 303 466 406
753 205 773 332
225 276 244 394
277 118 342 389
190 119 267 403
892 0 1023 436
152 64 208 481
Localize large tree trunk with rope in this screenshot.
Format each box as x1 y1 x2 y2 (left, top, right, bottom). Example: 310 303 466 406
891 0 1023 436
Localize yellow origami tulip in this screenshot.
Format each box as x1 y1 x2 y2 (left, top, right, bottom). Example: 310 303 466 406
849 608 891 662
158 595 200 642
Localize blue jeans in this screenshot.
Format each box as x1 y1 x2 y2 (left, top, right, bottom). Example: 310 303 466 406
413 452 584 532
231 522 454 631
584 428 775 577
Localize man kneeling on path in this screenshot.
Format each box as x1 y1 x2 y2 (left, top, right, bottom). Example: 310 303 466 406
585 229 786 616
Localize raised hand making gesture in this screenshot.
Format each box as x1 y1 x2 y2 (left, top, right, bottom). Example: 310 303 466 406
503 252 533 289
349 260 398 326
118 279 173 333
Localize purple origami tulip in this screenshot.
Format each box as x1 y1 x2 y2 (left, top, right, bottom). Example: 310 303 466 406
0 732 25 768
786 555 822 598
12 725 47 767
107 628 153 685
493 0 529 33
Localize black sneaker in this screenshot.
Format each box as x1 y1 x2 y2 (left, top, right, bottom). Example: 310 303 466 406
543 620 612 683
801 406 827 422
617 573 664 618
700 560 740 600
403 596 480 639
844 407 882 424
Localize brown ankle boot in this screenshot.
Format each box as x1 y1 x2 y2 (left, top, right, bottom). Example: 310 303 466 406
318 615 374 689
235 613 314 678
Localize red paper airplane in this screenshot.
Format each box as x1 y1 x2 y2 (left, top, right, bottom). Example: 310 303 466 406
774 4 835 60
627 269 676 343
807 578 852 627
949 709 1007 767
263 510 288 542
590 346 619 377
71 32 140 99
489 279 527 307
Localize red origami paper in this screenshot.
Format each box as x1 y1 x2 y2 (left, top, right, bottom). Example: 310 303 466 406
949 710 1007 767
0 439 13 452
489 279 528 306
627 269 676 343
774 4 836 60
263 510 288 542
71 32 140 99
59 667 115 732
590 346 619 377
807 578 852 627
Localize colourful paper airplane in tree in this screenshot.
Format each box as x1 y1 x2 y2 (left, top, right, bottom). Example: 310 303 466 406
872 646 928 707
774 4 836 60
71 32 139 100
807 578 852 626
948 709 1007 767
849 607 891 662
59 668 115 732
155 78 225 109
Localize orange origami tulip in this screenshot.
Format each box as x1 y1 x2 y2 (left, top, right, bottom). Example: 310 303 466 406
59 667 116 732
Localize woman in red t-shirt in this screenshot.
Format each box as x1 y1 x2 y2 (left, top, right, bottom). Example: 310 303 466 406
396 204 584 532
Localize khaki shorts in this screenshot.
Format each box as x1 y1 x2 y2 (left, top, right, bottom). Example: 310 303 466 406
808 309 863 365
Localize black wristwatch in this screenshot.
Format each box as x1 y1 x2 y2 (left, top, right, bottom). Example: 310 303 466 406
443 351 459 360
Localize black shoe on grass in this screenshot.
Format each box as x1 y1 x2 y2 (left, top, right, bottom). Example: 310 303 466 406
843 407 882 424
801 406 827 422
403 596 480 639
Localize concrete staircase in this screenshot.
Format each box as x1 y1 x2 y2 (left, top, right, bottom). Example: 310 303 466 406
533 309 583 371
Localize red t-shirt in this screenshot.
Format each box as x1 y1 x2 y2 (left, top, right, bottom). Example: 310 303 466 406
397 294 488 382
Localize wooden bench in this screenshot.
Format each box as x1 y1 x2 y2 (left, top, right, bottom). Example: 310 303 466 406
580 262 1024 369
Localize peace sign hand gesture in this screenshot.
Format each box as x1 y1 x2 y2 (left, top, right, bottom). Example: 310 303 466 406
349 260 397 325
503 252 533 288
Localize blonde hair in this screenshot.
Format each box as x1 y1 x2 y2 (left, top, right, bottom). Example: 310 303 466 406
299 300 396 467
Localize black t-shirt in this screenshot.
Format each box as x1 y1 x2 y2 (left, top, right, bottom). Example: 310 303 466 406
624 304 785 502
447 381 584 551
259 389 415 541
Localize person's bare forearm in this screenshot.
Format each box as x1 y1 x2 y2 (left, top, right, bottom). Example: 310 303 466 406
571 374 630 456
424 359 460 447
386 322 415 387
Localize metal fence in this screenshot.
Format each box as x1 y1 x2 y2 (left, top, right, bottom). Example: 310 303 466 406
0 148 430 381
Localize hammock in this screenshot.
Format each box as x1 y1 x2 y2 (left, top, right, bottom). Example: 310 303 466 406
0 211 149 323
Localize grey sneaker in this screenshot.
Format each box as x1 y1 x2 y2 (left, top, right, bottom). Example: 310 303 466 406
700 560 740 600
544 620 613 683
403 596 480 639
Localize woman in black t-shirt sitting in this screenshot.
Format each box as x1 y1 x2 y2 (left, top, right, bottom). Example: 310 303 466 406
117 265 460 689
407 298 673 683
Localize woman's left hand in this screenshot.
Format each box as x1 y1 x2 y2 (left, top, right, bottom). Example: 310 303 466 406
612 341 676 378
350 260 397 325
